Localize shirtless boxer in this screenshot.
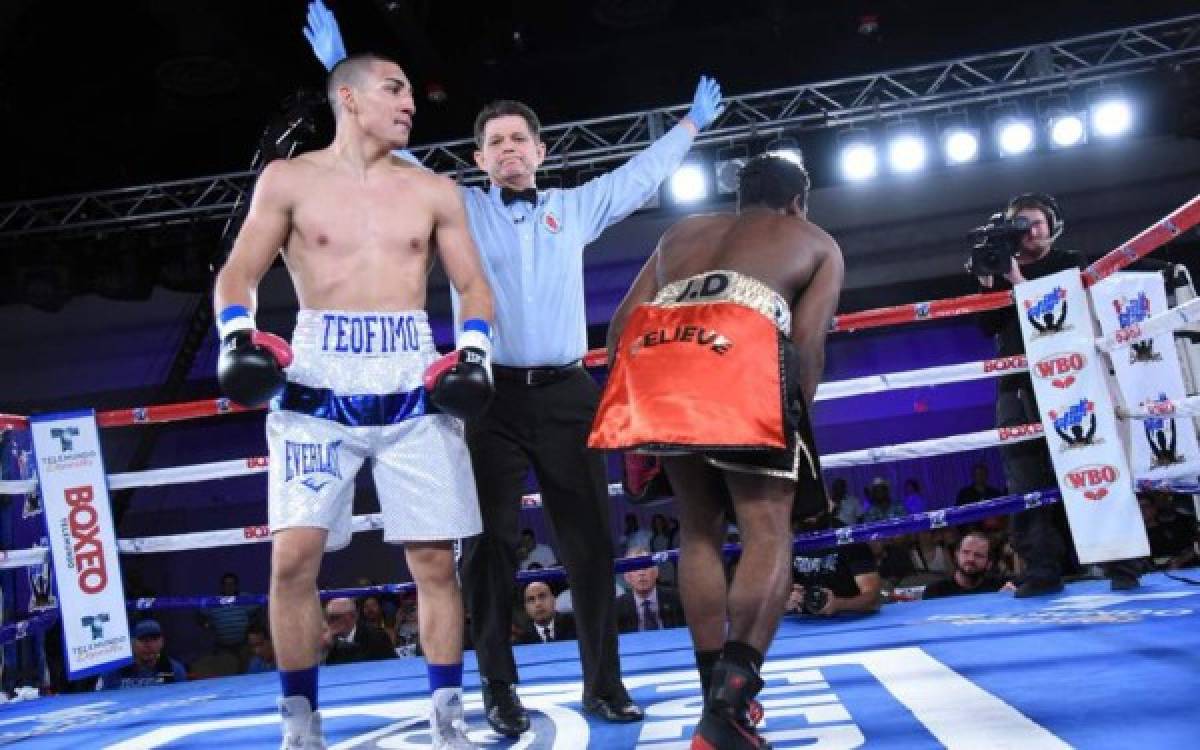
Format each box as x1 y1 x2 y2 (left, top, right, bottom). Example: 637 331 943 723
213 53 493 750
590 153 843 749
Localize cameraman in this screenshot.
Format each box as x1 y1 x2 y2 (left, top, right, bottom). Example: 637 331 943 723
975 194 1139 595
787 501 882 616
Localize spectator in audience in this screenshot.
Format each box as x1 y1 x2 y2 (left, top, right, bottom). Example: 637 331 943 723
517 582 576 644
922 531 1009 599
246 621 277 673
197 572 258 669
96 620 187 690
359 595 398 647
1140 492 1199 569
956 463 1004 506
910 528 957 578
870 538 917 587
831 478 863 526
517 528 558 571
901 479 928 515
647 514 678 586
788 503 882 616
648 514 676 551
615 547 686 633
955 463 1009 534
862 478 906 523
619 513 652 552
322 597 396 666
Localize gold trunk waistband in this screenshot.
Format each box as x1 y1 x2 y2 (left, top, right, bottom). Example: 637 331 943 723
653 270 790 334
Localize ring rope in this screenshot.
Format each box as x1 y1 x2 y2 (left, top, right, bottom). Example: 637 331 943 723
0 487 1060 646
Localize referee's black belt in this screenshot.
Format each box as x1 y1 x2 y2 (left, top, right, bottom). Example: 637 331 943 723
493 361 582 387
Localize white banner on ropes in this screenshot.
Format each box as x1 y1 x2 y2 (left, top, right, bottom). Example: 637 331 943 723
1090 272 1200 481
30 410 132 679
1016 269 1149 563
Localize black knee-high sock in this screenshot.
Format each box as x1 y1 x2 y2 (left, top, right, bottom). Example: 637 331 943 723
721 640 765 674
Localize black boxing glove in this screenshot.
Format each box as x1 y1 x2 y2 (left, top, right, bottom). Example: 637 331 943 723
216 305 293 407
423 318 494 420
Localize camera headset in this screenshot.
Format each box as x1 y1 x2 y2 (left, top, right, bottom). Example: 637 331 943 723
1004 192 1065 243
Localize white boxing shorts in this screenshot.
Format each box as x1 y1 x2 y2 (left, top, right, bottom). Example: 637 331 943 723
266 309 482 551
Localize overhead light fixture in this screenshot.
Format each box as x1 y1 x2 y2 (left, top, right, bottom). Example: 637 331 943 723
1089 88 1133 137
996 117 1035 156
885 121 927 174
838 128 877 181
935 111 979 165
1037 94 1086 149
1048 111 1086 147
669 162 709 203
715 143 750 195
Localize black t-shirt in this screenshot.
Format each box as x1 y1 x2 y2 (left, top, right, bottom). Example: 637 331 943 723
922 574 1007 599
1147 514 1198 559
978 247 1084 389
792 521 878 598
955 484 1004 507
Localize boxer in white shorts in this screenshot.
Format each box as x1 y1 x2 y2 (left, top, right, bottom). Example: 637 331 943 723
267 309 481 551
213 52 494 750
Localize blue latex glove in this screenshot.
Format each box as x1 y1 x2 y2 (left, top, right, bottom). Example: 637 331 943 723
303 0 348 71
686 75 725 131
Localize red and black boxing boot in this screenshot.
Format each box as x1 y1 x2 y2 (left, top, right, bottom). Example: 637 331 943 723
691 658 771 750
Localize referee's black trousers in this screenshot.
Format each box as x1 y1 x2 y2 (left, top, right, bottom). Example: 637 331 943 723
461 367 627 702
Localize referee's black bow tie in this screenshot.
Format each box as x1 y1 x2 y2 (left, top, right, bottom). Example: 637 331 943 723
501 187 538 206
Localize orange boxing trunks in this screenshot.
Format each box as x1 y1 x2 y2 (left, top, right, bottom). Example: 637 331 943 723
590 271 824 511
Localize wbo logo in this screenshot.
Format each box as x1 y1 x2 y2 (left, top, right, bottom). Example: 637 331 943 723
1048 398 1099 448
284 440 343 493
1034 351 1086 390
1023 286 1071 336
1064 464 1119 501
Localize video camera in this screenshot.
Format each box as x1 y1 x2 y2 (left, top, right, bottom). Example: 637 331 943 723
966 213 1032 277
797 584 830 615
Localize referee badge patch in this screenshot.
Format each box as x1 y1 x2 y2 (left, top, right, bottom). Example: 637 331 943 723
541 211 562 234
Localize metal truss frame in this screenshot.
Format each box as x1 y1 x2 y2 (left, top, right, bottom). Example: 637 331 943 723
2 13 1198 242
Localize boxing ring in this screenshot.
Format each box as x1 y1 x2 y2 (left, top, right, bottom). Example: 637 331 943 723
2 195 1200 747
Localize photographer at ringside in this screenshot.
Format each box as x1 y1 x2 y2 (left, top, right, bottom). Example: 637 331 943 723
787 501 882 617
972 193 1140 596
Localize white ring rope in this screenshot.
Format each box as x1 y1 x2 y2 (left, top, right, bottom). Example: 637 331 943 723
1118 394 1200 420
1095 296 1200 354
0 422 1049 567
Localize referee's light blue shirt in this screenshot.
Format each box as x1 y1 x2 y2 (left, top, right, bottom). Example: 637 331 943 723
452 123 695 367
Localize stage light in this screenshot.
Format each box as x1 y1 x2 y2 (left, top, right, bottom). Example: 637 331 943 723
715 144 750 195
942 128 980 164
886 124 927 173
1048 111 1086 147
670 163 709 203
838 128 877 181
1092 98 1133 137
996 118 1035 156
